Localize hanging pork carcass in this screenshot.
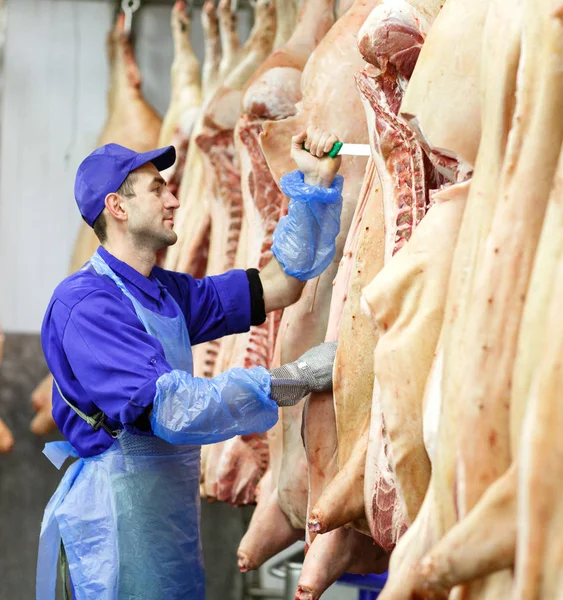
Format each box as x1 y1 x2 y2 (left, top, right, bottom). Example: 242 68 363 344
158 1 202 197
378 0 513 594
514 143 563 598
191 0 276 382
399 0 563 597
163 0 240 280
196 0 278 503
210 0 306 508
303 0 446 552
214 0 347 510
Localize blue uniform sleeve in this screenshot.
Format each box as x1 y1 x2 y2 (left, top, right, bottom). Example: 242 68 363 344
150 366 278 445
63 290 172 435
62 289 278 444
153 268 252 346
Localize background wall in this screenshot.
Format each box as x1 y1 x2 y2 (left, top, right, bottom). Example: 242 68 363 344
0 0 251 333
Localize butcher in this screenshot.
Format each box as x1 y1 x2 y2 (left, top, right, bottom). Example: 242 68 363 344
36 127 343 600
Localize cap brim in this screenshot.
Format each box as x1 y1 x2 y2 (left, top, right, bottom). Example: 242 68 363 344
133 146 176 172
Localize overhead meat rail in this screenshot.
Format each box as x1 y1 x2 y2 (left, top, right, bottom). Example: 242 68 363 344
67 0 255 7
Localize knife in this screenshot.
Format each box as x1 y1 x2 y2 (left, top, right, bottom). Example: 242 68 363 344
302 141 371 158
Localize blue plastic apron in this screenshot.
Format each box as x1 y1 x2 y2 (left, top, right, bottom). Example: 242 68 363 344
36 251 205 600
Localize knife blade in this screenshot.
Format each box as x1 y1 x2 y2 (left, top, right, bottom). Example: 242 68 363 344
334 143 371 156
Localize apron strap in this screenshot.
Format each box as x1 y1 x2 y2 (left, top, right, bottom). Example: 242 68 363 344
53 377 121 439
43 441 78 470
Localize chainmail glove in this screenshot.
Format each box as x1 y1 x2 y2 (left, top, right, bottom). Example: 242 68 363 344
269 341 338 407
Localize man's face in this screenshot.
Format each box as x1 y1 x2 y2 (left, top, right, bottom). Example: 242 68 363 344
123 162 180 250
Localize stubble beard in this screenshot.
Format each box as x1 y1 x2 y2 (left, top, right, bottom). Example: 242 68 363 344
134 223 178 252
155 227 178 250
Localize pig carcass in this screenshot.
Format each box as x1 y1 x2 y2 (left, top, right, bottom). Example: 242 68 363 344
196 1 277 504
159 1 202 197
163 0 239 279
218 0 324 377
304 0 447 557
200 1 221 102
214 0 331 509
259 0 374 544
362 179 468 556
259 2 396 598
306 160 384 540
411 0 563 597
191 0 276 381
514 147 563 598
379 0 521 594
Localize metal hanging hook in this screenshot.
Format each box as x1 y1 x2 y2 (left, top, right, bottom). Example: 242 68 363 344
122 0 141 35
185 0 194 18
230 0 238 12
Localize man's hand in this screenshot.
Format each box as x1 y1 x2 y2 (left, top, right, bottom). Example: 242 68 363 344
269 341 338 407
291 127 342 188
0 417 14 453
0 328 14 452
30 373 57 435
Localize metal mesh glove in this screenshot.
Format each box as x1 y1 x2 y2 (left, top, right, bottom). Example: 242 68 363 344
269 341 337 407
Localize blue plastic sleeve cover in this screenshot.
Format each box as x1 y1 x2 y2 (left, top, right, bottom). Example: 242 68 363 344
150 366 279 445
272 170 344 281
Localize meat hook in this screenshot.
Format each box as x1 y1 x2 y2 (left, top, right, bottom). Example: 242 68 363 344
122 0 141 34
185 0 194 18
230 0 238 12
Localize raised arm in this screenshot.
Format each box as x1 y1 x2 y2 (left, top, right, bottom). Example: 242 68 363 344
260 127 343 313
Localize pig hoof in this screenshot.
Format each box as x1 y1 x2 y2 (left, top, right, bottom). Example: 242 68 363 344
237 552 255 572
295 585 316 600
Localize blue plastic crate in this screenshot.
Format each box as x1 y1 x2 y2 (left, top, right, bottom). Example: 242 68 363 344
337 572 388 599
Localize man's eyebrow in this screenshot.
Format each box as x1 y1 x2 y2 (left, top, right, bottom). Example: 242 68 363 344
150 176 167 187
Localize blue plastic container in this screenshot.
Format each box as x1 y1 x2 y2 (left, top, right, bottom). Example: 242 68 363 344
337 572 388 599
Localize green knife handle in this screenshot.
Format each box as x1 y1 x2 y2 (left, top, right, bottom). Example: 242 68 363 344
302 140 343 158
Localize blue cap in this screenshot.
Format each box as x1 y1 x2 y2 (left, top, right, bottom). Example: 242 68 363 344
74 143 176 227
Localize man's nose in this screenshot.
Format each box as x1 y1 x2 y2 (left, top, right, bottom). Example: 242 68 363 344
164 188 180 209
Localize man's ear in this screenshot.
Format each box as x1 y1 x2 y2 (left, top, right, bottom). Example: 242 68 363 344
105 193 127 222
